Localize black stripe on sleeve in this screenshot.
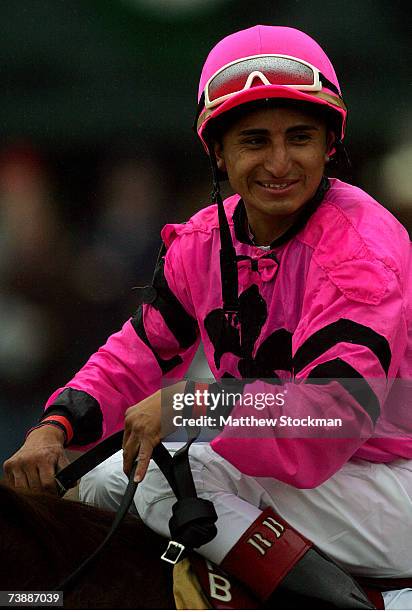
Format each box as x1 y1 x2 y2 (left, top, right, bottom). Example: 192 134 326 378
150 258 198 349
43 388 103 445
131 305 183 375
307 358 380 424
293 318 391 377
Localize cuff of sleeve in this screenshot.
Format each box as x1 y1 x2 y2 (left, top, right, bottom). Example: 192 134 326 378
26 415 74 446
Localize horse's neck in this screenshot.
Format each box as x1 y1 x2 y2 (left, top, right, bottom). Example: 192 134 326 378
0 484 175 608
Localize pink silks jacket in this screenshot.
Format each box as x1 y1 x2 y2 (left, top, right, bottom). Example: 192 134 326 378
45 178 412 488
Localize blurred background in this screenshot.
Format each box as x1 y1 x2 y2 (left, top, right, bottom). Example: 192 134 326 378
0 0 410 470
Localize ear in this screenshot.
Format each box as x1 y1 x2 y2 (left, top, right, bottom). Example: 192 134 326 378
213 141 227 172
325 130 336 160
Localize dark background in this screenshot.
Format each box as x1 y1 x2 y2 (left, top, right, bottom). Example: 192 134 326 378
0 0 411 468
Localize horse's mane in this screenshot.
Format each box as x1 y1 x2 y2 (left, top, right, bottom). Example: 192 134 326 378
0 482 167 579
0 482 147 553
0 483 174 609
0 483 175 607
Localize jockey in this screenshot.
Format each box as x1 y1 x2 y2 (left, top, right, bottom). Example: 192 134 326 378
4 25 412 608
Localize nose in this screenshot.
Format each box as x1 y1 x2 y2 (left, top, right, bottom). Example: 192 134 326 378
263 142 291 177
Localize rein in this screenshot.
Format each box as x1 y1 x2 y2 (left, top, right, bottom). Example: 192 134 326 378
54 427 217 592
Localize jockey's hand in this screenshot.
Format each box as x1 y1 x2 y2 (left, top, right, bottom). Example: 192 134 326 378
3 425 69 494
123 381 186 483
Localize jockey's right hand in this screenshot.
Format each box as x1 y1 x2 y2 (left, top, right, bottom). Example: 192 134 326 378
3 425 69 494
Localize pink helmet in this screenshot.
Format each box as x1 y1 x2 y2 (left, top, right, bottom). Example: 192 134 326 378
196 25 347 148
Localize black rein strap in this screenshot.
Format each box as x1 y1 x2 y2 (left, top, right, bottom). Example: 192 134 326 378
54 428 217 592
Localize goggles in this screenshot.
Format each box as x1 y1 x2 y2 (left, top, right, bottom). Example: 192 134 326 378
203 53 343 110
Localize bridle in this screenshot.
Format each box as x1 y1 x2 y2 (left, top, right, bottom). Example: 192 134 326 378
54 427 218 592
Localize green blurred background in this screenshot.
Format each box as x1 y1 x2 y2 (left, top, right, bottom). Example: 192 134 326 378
0 0 410 467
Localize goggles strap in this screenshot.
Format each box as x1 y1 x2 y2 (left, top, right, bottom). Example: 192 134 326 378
208 145 240 321
193 91 205 132
318 73 340 97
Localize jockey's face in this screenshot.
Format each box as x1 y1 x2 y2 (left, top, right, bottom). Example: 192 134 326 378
214 105 333 245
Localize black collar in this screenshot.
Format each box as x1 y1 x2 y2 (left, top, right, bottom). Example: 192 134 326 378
233 176 330 249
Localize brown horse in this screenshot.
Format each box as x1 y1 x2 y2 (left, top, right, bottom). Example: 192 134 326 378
0 483 175 609
0 483 372 610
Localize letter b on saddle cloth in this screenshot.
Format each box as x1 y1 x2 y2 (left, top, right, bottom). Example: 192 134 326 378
173 507 378 610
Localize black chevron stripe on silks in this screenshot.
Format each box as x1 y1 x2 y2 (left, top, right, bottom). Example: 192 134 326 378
293 318 391 377
204 284 293 376
150 258 198 349
204 308 244 370
307 358 380 423
205 285 267 370
131 305 183 375
238 285 268 356
238 328 292 379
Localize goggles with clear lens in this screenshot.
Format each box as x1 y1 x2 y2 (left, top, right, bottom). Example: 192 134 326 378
204 54 342 110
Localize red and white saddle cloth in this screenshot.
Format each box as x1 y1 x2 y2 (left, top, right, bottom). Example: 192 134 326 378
173 508 412 610
174 557 412 610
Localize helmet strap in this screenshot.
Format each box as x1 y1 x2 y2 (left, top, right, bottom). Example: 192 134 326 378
329 138 352 172
208 144 240 324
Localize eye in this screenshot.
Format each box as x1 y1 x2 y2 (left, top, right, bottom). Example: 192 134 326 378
289 133 312 144
241 136 266 147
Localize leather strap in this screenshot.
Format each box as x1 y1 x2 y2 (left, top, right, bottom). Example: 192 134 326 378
55 429 182 498
162 425 218 563
55 430 124 495
55 457 139 592
220 508 374 609
208 147 240 321
54 427 218 588
222 507 311 601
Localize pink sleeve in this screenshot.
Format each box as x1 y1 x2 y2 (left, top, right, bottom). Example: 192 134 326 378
45 237 200 450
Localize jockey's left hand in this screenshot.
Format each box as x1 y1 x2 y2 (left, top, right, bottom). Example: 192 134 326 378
122 381 186 483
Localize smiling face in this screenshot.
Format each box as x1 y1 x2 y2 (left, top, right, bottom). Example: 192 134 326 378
213 104 334 245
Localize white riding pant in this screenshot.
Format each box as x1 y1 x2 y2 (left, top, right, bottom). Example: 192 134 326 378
79 443 412 609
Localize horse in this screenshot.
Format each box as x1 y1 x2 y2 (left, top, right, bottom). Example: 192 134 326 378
0 483 175 609
0 482 378 610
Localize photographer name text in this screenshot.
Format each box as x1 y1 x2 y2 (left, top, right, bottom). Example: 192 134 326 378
173 414 343 428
